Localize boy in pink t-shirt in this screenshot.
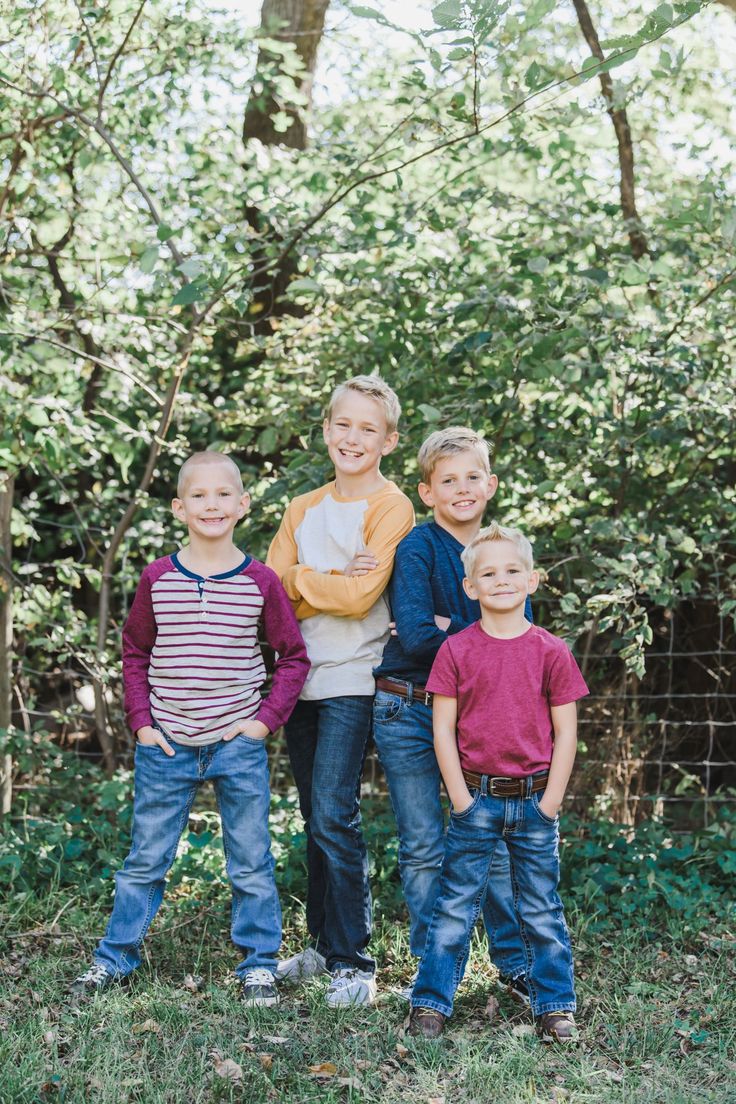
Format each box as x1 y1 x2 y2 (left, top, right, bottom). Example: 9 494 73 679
407 522 588 1044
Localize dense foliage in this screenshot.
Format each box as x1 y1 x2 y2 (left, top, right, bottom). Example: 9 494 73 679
1 0 735 811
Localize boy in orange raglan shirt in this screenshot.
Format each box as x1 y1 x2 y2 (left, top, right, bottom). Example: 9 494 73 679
267 376 414 1007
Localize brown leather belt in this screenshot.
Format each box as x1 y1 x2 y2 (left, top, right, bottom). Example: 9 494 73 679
375 677 433 706
462 769 549 797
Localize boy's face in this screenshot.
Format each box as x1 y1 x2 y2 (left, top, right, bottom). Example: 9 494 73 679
419 450 498 529
463 539 539 614
323 392 398 480
172 462 250 540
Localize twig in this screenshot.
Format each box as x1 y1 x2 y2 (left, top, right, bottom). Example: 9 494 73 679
97 0 148 117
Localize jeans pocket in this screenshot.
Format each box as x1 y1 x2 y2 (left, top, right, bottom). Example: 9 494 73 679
237 734 267 746
531 792 558 825
373 692 403 724
450 791 481 820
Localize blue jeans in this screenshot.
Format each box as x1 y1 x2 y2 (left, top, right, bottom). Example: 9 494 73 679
412 777 575 1018
94 736 281 978
285 696 374 973
373 689 526 975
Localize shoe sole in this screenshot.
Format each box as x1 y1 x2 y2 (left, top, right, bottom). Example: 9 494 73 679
325 990 377 1008
243 996 280 1008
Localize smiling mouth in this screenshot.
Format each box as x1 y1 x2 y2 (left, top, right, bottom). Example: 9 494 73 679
339 449 363 458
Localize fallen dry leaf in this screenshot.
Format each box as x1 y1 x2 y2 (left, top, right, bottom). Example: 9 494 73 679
395 1042 409 1060
308 1062 337 1078
511 1023 535 1036
182 973 204 992
262 1035 290 1045
210 1051 244 1082
42 1030 57 1046
258 1053 273 1071
428 1096 446 1104
131 1019 161 1036
337 1077 364 1091
484 994 500 1022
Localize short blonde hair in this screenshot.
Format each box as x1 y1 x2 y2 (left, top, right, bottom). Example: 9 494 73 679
461 521 534 577
325 375 401 434
176 451 243 498
417 426 491 483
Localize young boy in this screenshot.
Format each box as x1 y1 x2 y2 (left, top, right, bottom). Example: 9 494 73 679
267 375 414 1006
408 522 588 1042
373 428 530 999
70 451 309 1006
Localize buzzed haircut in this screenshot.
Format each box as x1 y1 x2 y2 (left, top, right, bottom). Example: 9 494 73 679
325 375 401 435
417 426 491 484
176 451 244 498
461 520 534 578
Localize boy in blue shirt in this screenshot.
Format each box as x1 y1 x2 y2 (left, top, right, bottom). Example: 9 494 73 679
372 427 530 1000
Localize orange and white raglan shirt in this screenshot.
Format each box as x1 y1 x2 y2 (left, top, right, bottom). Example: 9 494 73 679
267 480 414 699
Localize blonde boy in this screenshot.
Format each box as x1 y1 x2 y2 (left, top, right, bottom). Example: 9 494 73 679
71 452 309 1007
267 376 414 1006
408 523 588 1042
373 428 529 1001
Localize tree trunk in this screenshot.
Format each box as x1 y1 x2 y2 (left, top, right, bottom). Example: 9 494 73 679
0 473 14 815
243 0 330 151
572 0 649 260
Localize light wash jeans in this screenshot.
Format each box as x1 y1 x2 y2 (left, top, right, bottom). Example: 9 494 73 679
94 736 281 978
284 696 374 973
373 688 526 976
412 776 576 1018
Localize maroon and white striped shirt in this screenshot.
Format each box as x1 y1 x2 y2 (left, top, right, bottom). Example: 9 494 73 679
122 553 309 746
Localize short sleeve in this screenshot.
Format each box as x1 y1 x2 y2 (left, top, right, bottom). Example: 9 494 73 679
426 639 460 698
547 643 589 706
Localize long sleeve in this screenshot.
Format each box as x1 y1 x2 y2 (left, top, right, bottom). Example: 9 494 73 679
122 567 157 734
251 564 310 733
390 535 449 663
280 493 415 620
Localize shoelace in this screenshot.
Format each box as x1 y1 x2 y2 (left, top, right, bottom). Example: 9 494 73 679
329 969 359 988
77 962 109 984
243 968 276 987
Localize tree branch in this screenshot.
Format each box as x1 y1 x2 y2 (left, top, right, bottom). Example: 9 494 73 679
572 0 649 259
97 0 148 116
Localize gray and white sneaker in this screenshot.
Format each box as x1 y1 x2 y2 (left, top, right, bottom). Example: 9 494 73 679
241 968 280 1007
69 961 119 997
325 966 377 1008
498 972 531 1006
275 947 328 984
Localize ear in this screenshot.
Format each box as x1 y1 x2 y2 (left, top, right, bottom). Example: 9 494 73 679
322 418 331 446
485 473 499 502
418 481 434 509
462 575 477 601
381 430 399 457
171 497 186 522
527 570 540 595
237 491 251 519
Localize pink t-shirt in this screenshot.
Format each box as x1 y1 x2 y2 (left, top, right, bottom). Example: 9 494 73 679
426 622 589 776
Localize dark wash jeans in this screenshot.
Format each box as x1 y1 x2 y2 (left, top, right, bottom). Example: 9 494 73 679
285 696 375 973
412 776 575 1018
95 736 281 978
373 688 526 976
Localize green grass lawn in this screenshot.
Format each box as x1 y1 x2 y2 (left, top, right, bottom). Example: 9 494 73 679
1 891 733 1104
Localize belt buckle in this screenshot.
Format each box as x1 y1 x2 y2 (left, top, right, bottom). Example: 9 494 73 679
489 775 513 796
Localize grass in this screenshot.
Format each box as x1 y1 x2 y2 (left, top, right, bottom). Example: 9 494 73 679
1 890 734 1104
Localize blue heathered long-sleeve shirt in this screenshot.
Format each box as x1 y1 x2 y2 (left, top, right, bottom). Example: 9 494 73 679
373 520 533 684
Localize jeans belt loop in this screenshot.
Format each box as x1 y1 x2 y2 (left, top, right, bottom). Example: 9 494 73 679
480 774 488 797
406 680 414 705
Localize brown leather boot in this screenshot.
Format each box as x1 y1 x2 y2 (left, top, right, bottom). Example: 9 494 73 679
536 1011 577 1044
407 1007 446 1039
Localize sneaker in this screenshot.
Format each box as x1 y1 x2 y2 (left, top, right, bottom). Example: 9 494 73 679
396 970 418 1002
325 966 377 1008
407 1006 445 1039
536 1010 577 1044
275 947 328 983
69 961 119 997
241 968 280 1008
498 972 531 1006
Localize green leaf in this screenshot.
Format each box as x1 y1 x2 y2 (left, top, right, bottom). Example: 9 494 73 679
288 277 322 295
527 255 548 274
171 283 203 306
139 246 160 274
157 224 176 242
599 47 639 74
432 0 462 28
524 61 542 88
349 4 383 18
417 403 442 422
177 258 205 279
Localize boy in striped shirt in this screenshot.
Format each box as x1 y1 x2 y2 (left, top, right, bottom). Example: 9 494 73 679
70 452 309 1006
